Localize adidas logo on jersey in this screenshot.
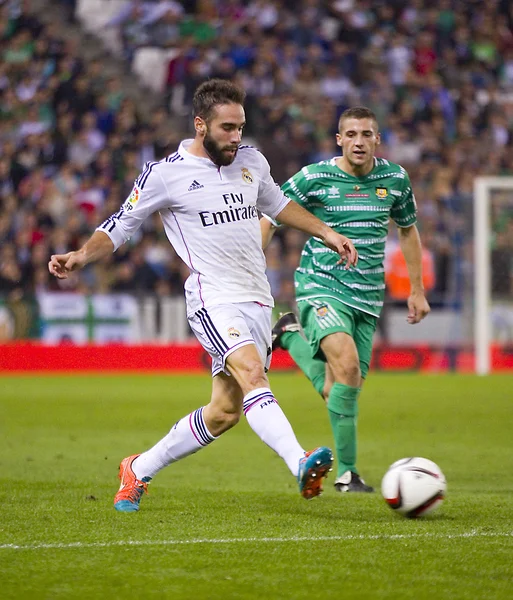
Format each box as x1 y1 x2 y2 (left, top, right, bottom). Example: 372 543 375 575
188 180 204 191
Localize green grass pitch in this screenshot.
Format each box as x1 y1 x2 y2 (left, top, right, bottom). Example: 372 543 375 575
1 372 512 599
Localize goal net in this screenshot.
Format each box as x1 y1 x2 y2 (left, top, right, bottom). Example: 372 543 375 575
474 177 513 374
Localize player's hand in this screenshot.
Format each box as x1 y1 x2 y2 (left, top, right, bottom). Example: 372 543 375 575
48 251 86 279
322 230 358 269
407 290 430 324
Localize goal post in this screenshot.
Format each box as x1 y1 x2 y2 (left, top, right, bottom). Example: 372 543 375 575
474 176 513 375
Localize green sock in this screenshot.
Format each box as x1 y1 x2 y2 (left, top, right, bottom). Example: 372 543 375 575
281 331 326 398
327 382 360 477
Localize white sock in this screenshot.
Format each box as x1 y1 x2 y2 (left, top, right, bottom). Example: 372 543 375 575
243 387 305 476
132 407 216 480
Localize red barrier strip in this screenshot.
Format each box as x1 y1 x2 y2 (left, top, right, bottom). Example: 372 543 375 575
0 343 296 372
0 343 512 372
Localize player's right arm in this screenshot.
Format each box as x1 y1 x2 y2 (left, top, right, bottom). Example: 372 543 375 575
48 162 168 279
48 231 114 279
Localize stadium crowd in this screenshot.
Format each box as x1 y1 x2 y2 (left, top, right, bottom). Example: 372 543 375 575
1 0 513 316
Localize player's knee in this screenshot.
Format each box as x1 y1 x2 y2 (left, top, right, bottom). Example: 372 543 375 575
236 361 268 393
349 361 361 380
333 359 360 386
344 361 361 384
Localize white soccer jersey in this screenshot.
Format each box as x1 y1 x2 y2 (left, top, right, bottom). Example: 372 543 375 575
97 140 290 315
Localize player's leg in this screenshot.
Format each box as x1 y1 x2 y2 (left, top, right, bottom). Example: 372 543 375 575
113 306 249 512
332 308 376 479
320 330 361 477
225 302 333 499
298 298 373 492
224 342 307 475
272 312 327 398
321 314 376 493
190 302 306 474
132 373 241 479
114 371 243 512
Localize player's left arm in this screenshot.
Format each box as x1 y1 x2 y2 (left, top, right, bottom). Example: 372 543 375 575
276 200 357 267
391 171 430 324
260 215 278 249
397 224 431 324
257 155 356 265
258 166 307 251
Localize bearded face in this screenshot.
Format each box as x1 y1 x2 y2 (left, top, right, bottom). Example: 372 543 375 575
196 103 245 167
203 130 239 167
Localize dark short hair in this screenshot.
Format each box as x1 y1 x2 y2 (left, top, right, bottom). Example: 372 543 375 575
338 107 379 132
193 79 246 123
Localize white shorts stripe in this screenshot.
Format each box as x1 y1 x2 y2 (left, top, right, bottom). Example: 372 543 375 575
196 309 228 356
196 315 226 356
189 303 272 377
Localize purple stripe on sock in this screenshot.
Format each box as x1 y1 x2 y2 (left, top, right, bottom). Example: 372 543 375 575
194 408 213 445
243 394 276 415
242 391 274 410
188 412 206 446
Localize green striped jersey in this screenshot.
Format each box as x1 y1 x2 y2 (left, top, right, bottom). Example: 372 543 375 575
281 156 417 317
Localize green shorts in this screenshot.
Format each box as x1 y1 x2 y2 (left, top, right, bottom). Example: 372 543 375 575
297 297 378 379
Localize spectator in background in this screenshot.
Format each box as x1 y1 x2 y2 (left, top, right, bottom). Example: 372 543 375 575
2 0 513 319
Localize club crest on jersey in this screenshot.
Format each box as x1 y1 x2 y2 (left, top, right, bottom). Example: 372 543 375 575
128 185 140 204
228 327 241 339
241 168 253 184
316 305 329 319
376 186 388 200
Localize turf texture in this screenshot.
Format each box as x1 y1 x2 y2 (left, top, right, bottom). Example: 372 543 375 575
1 373 512 599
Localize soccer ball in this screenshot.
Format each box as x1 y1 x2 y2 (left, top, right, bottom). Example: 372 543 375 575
381 457 447 518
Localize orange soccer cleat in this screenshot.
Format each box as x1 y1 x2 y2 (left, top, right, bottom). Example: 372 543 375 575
113 454 151 512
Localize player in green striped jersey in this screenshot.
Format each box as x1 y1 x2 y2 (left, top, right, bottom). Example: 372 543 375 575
262 107 430 492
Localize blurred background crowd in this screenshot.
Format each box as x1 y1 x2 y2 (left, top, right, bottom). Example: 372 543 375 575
1 0 513 325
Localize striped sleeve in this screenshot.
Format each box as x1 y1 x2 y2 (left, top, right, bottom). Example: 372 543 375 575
390 170 417 228
96 162 168 251
281 169 310 209
255 151 290 220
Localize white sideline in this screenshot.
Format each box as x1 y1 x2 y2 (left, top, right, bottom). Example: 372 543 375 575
1 530 512 551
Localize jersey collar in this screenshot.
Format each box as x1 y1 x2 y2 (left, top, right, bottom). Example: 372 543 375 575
330 155 378 179
179 139 219 166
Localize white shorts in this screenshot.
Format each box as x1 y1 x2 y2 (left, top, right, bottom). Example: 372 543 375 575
188 302 273 377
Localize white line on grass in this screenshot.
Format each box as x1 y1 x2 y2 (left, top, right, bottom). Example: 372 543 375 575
1 530 512 551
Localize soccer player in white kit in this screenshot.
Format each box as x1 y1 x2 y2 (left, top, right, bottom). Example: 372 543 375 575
48 79 358 511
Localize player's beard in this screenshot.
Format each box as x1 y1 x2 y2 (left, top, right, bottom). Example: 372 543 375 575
203 132 238 167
